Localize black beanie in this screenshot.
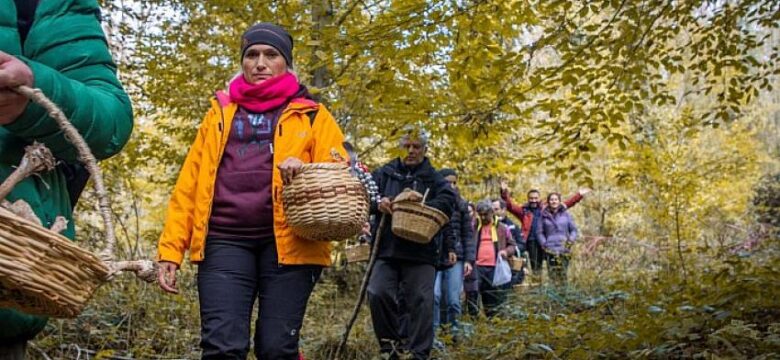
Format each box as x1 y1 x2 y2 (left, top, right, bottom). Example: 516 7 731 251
439 168 457 178
241 23 294 68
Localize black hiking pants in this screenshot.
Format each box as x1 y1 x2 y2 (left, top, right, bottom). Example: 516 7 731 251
527 238 546 272
197 237 322 360
367 259 435 360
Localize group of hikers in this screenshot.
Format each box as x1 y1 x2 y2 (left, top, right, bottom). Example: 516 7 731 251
0 8 587 360
429 175 589 355
365 132 589 359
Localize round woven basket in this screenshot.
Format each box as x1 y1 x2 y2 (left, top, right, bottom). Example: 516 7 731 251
391 201 449 244
282 163 369 241
0 206 109 317
0 86 156 319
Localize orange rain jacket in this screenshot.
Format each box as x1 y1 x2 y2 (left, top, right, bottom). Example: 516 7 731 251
157 93 347 266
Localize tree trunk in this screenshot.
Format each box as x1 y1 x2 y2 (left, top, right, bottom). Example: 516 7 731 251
311 0 332 93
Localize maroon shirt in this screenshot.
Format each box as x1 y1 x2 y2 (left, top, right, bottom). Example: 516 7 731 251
207 107 280 239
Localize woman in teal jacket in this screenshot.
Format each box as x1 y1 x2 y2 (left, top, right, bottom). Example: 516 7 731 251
0 0 133 356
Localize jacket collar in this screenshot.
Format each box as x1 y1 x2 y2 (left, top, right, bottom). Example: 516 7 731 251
211 90 318 119
384 157 436 178
542 205 568 217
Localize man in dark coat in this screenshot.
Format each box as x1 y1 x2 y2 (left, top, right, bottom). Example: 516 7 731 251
433 169 474 340
367 126 455 360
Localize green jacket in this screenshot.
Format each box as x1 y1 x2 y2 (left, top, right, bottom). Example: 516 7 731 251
0 0 133 342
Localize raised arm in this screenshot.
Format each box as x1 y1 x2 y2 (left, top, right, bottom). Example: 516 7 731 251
563 188 590 209
499 180 525 220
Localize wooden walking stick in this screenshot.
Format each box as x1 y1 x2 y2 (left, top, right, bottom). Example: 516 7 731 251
333 213 387 360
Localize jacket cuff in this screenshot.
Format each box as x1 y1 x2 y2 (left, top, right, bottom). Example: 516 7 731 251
156 249 184 266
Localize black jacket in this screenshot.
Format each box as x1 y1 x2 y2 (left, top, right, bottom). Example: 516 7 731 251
371 158 456 265
449 194 475 263
434 192 475 269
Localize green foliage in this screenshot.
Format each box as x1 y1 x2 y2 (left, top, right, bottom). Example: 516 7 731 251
32 231 780 359
101 0 780 185
753 172 780 227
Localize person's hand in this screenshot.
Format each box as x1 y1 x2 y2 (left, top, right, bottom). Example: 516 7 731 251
361 221 371 236
157 261 180 294
393 189 423 203
578 188 592 196
278 157 304 185
463 262 473 277
378 197 393 214
500 180 508 192
448 251 457 265
498 250 508 259
0 51 33 125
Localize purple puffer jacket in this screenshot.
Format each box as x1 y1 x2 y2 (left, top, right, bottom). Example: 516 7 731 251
536 206 578 255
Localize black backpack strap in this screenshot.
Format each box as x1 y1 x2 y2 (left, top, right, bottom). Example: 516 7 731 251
14 0 39 47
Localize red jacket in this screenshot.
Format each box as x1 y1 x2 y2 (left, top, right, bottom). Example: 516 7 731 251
500 190 583 243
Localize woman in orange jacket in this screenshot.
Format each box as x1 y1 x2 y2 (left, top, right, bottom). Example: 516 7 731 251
156 23 347 359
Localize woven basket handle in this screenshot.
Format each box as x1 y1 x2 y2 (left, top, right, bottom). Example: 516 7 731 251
6 86 157 282
10 85 119 262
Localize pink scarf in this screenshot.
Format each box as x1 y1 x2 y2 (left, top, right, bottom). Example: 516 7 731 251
228 72 300 113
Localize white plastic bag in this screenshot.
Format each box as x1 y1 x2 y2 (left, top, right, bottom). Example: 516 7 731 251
492 255 512 287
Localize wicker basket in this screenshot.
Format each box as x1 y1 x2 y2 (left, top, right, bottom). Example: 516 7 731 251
509 256 524 271
0 206 109 317
345 243 371 263
391 201 449 244
283 163 369 241
0 86 156 318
